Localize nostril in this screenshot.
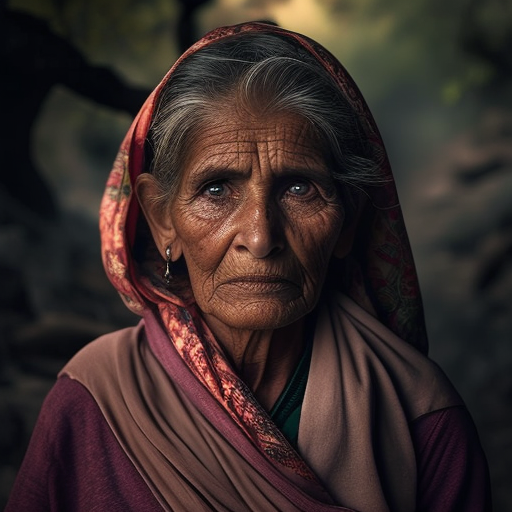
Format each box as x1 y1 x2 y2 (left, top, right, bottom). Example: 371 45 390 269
234 221 284 258
266 245 283 258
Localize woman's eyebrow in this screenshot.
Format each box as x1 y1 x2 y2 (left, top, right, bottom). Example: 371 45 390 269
277 166 329 178
188 166 250 187
188 164 332 186
276 166 335 187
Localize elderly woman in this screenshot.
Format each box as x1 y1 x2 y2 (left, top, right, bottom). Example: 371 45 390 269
6 22 491 512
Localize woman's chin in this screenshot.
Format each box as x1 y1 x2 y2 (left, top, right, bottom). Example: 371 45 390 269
203 298 309 332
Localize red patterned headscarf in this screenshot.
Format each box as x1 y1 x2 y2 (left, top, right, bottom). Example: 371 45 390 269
99 21 428 477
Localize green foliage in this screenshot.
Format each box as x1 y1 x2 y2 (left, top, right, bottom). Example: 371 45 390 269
316 0 510 103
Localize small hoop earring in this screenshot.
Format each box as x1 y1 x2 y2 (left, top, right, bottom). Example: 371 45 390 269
164 245 172 284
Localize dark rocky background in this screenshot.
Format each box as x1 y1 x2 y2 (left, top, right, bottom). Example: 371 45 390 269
1 0 511 509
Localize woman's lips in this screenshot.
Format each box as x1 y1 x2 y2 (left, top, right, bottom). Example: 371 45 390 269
219 275 301 298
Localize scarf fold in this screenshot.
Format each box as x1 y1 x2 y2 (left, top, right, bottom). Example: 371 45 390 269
61 293 461 511
61 310 341 511
299 294 462 512
155 301 316 480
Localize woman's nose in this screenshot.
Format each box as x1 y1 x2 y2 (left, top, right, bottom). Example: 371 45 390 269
233 198 285 259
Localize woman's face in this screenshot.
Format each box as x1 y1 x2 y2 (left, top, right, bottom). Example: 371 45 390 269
168 110 345 331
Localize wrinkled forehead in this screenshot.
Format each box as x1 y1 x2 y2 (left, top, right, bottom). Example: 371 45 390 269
181 108 329 177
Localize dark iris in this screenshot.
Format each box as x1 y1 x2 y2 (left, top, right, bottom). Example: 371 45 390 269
205 183 225 196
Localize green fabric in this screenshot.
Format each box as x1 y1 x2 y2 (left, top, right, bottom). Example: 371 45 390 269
270 333 313 447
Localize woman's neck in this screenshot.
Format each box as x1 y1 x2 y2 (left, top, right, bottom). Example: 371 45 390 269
203 314 307 411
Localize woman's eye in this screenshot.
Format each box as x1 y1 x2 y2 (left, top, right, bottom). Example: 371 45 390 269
203 182 227 197
287 181 312 197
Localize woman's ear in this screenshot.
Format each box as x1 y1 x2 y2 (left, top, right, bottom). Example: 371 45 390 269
135 174 183 261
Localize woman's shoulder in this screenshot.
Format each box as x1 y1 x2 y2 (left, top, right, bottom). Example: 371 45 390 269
59 321 145 380
411 406 493 511
5 374 163 512
323 292 464 418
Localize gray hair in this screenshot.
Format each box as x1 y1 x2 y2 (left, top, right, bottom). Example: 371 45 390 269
145 32 385 215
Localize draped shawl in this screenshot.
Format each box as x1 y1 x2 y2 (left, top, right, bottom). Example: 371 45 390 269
62 22 462 511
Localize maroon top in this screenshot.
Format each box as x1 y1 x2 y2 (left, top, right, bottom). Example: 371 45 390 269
6 376 491 512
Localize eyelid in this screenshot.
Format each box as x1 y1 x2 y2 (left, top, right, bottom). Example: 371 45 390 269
191 167 246 191
281 174 315 188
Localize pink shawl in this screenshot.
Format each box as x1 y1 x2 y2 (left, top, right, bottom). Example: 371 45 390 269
62 293 461 511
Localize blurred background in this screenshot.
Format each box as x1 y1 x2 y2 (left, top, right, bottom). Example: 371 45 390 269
0 0 511 509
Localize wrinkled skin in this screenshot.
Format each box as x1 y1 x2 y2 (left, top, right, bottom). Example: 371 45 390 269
172 112 344 328
138 110 347 406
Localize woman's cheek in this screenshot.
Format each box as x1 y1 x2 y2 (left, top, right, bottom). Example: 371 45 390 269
175 202 221 241
299 213 343 276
